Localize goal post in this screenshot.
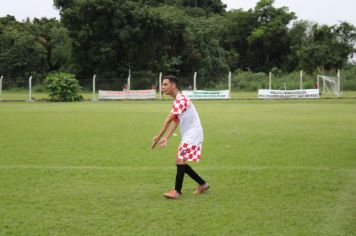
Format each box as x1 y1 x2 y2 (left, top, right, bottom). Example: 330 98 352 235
317 70 341 97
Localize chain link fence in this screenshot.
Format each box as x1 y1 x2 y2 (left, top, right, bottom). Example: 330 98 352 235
0 70 355 101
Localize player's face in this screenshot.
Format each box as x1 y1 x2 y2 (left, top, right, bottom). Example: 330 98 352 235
161 79 176 95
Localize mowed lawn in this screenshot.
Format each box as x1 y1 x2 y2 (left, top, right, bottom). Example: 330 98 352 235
0 99 355 235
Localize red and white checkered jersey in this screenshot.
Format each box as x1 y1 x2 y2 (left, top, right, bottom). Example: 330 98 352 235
170 93 203 144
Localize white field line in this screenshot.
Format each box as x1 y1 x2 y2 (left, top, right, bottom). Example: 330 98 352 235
0 165 354 172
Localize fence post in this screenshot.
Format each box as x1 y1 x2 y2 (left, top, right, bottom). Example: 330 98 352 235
159 72 162 100
228 71 232 99
193 72 197 91
337 69 341 98
269 72 272 90
300 70 303 90
28 76 33 102
0 75 3 101
92 74 97 102
127 68 131 91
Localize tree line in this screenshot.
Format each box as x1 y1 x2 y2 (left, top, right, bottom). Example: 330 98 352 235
0 0 355 85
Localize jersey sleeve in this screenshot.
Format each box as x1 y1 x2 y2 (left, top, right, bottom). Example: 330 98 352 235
170 95 189 115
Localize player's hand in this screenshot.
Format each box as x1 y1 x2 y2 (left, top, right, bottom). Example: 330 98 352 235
151 136 160 149
158 138 168 148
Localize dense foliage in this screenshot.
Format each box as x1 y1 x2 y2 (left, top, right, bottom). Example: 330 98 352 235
0 0 355 86
45 72 83 101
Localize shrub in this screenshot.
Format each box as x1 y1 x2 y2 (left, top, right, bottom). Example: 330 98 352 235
45 72 83 102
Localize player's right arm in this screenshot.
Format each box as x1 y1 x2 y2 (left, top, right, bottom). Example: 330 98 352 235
158 118 179 148
151 113 177 148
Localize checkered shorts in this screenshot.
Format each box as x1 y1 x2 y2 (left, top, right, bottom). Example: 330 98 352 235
177 143 202 162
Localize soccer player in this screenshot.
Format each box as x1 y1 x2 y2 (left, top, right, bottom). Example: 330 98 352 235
151 75 209 199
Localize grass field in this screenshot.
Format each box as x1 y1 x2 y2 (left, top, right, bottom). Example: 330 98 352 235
0 99 355 235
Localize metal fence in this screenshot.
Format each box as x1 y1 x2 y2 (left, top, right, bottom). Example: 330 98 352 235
0 70 355 101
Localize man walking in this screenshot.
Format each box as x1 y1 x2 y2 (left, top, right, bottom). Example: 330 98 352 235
152 75 209 199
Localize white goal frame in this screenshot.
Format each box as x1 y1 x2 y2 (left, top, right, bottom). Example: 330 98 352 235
317 70 341 97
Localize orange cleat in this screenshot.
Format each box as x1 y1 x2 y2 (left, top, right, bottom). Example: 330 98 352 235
193 183 210 194
163 190 181 199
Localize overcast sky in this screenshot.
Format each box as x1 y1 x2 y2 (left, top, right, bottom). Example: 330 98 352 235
0 0 355 25
224 0 356 25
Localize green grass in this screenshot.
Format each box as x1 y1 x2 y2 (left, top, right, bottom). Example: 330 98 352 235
0 91 94 101
0 100 355 235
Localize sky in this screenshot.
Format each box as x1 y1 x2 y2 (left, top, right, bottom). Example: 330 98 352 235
224 0 356 25
0 0 355 26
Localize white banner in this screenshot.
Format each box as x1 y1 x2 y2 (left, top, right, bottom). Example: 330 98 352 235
99 89 156 100
258 89 320 99
182 90 229 99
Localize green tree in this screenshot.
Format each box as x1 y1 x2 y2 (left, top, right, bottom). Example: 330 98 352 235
294 22 356 72
220 0 295 72
247 0 295 71
31 18 72 72
184 15 229 75
182 0 226 14
287 20 310 70
54 0 177 77
0 16 47 79
0 16 71 80
222 9 256 70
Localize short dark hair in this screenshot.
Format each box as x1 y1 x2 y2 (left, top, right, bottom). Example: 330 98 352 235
163 75 180 89
163 75 177 83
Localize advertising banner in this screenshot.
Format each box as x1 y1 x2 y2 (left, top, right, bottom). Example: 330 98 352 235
99 89 156 100
182 90 229 99
258 89 320 99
